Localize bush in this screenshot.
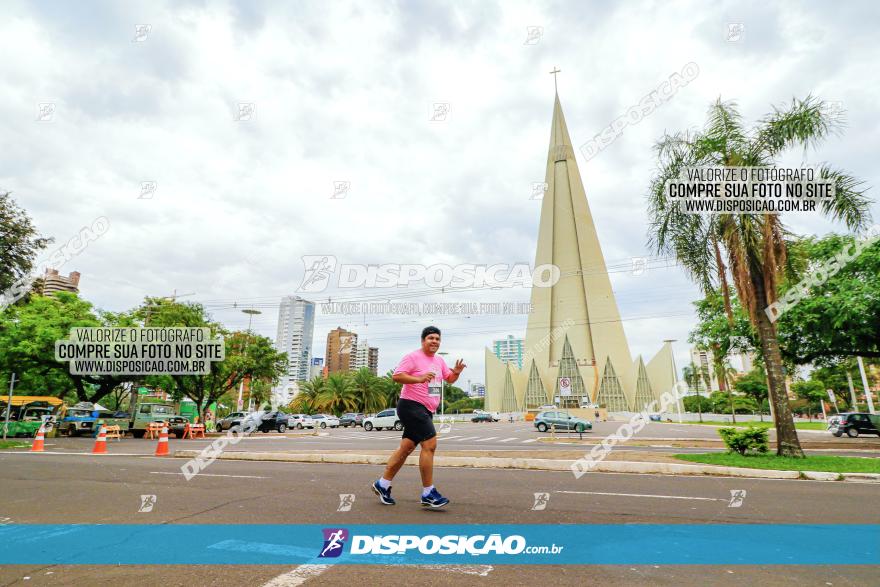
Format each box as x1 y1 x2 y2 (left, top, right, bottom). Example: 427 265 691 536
718 426 769 455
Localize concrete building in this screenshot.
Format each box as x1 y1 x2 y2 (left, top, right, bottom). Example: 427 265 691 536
326 327 357 374
352 340 379 375
484 92 676 414
39 269 80 295
469 383 486 398
273 296 315 404
492 335 524 369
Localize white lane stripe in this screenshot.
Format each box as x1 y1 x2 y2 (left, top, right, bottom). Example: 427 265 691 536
439 435 462 440
454 436 481 441
150 472 268 479
522 438 538 443
262 564 330 586
476 437 498 442
498 437 518 443
556 490 725 501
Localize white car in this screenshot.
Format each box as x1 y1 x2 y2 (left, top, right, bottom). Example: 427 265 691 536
363 409 402 431
312 414 340 429
289 414 315 429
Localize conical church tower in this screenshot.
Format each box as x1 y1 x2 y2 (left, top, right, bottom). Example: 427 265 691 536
486 89 642 412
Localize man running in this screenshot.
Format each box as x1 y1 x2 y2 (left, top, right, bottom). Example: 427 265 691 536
372 326 466 508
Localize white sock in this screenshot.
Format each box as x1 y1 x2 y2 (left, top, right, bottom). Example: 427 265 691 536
422 485 434 497
378 477 392 489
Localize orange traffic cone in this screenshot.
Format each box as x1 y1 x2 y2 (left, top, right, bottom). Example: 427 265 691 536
92 426 108 454
30 422 46 452
154 426 169 457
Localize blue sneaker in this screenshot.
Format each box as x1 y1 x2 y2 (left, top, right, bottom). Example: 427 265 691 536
421 488 450 508
372 480 395 505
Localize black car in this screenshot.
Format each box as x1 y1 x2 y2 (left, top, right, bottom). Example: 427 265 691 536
829 413 880 437
258 411 290 433
340 413 365 427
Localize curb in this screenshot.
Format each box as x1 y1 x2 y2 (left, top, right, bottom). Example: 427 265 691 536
171 450 878 482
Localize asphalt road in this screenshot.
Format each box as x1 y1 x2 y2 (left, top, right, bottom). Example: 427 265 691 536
0 449 877 586
21 420 880 457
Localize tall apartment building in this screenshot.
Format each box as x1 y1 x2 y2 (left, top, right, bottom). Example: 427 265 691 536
352 341 379 375
326 327 357 374
689 347 756 393
469 383 486 398
491 335 524 370
274 296 315 403
39 269 81 295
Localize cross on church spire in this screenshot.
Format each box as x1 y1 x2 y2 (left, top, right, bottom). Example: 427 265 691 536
549 67 561 93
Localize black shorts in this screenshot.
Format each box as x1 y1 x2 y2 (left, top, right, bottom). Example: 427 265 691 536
396 398 436 444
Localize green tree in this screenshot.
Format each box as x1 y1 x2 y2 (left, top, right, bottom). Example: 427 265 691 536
291 377 326 413
0 293 132 403
351 368 384 413
683 394 713 414
791 379 827 417
648 96 871 456
376 369 401 410
734 367 769 420
319 372 359 415
777 234 880 365
140 298 286 420
0 192 53 296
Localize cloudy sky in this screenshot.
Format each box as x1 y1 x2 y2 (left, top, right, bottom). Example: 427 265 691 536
2 0 878 384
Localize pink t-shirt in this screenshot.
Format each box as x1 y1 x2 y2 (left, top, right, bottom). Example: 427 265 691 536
394 349 453 413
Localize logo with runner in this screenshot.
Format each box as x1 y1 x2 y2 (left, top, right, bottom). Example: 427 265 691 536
318 528 349 558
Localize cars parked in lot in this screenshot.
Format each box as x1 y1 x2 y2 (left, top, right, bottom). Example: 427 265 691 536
258 411 290 433
340 412 365 427
312 414 340 429
216 411 250 432
534 410 592 433
363 409 402 431
829 413 880 437
289 414 315 429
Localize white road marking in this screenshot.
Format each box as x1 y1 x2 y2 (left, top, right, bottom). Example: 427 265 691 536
522 438 538 443
150 472 268 479
262 565 330 586
439 435 462 440
454 436 481 441
476 437 498 442
498 437 518 443
556 490 725 501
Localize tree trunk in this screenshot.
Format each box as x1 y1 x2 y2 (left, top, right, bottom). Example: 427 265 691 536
713 237 735 326
752 274 804 457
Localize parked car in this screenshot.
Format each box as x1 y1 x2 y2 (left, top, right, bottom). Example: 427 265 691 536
290 414 315 429
534 411 592 433
829 413 880 437
258 411 290 433
216 411 249 432
471 412 493 423
312 414 340 429
363 409 402 431
340 413 365 427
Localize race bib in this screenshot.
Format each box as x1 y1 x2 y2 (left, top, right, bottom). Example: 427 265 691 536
427 369 442 396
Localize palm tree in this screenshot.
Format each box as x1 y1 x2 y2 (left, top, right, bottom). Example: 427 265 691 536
319 372 358 415
351 368 384 414
290 376 326 413
648 96 871 456
682 362 704 422
377 369 402 411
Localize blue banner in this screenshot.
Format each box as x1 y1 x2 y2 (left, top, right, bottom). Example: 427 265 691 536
0 524 876 565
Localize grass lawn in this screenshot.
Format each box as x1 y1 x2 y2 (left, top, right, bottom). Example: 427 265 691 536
0 440 30 450
675 452 880 473
676 420 828 430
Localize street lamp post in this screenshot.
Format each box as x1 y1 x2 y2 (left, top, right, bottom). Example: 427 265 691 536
239 309 262 412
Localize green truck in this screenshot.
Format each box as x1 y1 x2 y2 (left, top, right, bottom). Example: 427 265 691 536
1 396 64 438
129 402 190 438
